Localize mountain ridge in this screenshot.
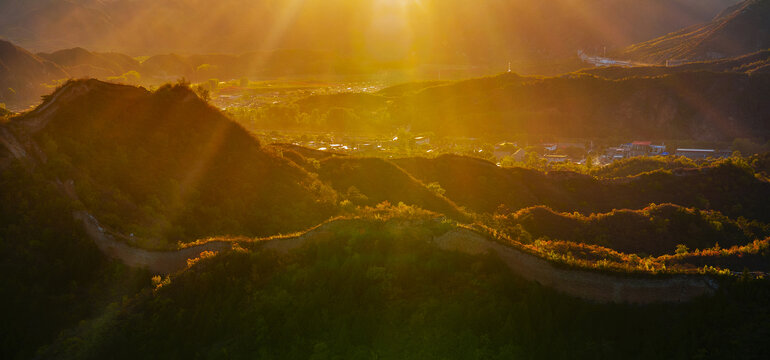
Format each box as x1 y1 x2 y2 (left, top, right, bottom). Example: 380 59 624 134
621 0 770 63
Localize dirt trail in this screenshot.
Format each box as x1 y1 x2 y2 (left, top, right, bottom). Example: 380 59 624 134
74 211 233 274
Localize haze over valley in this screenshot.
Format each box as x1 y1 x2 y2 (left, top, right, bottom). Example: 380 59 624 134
1 1 769 359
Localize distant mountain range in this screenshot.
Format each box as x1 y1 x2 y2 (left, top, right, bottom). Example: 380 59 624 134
0 39 354 110
0 39 66 109
621 0 770 63
0 0 739 64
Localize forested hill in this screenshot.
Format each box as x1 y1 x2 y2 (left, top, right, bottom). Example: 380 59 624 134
620 0 770 63
395 71 770 140
290 71 770 140
11 79 339 246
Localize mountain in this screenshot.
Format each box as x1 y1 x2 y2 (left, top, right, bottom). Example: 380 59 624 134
290 71 770 141
621 0 770 63
13 79 339 245
0 0 739 67
0 0 113 51
579 49 770 79
37 47 140 78
0 39 67 110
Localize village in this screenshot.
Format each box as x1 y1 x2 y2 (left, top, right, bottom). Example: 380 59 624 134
255 130 737 167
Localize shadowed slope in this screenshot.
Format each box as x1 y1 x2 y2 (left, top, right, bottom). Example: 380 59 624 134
393 155 770 222
501 204 767 255
16 79 338 244
317 156 467 220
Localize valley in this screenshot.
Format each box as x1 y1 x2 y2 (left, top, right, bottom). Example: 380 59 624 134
1 0 769 359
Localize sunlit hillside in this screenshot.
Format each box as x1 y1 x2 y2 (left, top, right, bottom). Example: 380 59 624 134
621 0 770 63
1 0 769 359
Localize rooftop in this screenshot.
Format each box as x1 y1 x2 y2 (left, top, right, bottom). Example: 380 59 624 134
676 148 715 152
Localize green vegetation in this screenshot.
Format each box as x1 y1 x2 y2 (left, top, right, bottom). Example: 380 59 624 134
393 155 770 223
494 203 768 256
590 156 697 178
2 0 770 357
32 80 337 247
315 157 467 220
0 162 150 360
236 70 770 141
0 103 10 120
478 219 769 274
3 79 770 359
41 216 770 360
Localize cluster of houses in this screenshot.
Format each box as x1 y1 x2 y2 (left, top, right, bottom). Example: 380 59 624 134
492 140 734 165
278 133 735 164
604 141 732 161
493 141 588 164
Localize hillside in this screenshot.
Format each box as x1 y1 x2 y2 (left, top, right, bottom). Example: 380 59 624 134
0 39 67 110
11 79 338 246
316 157 467 219
273 69 770 140
392 155 770 222
0 161 150 360
2 82 770 358
501 204 767 256
621 0 770 64
37 216 770 360
392 71 770 140
590 156 698 178
579 49 770 79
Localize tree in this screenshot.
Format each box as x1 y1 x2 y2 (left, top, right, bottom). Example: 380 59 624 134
675 244 690 255
325 107 359 131
426 182 446 196
193 85 211 102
